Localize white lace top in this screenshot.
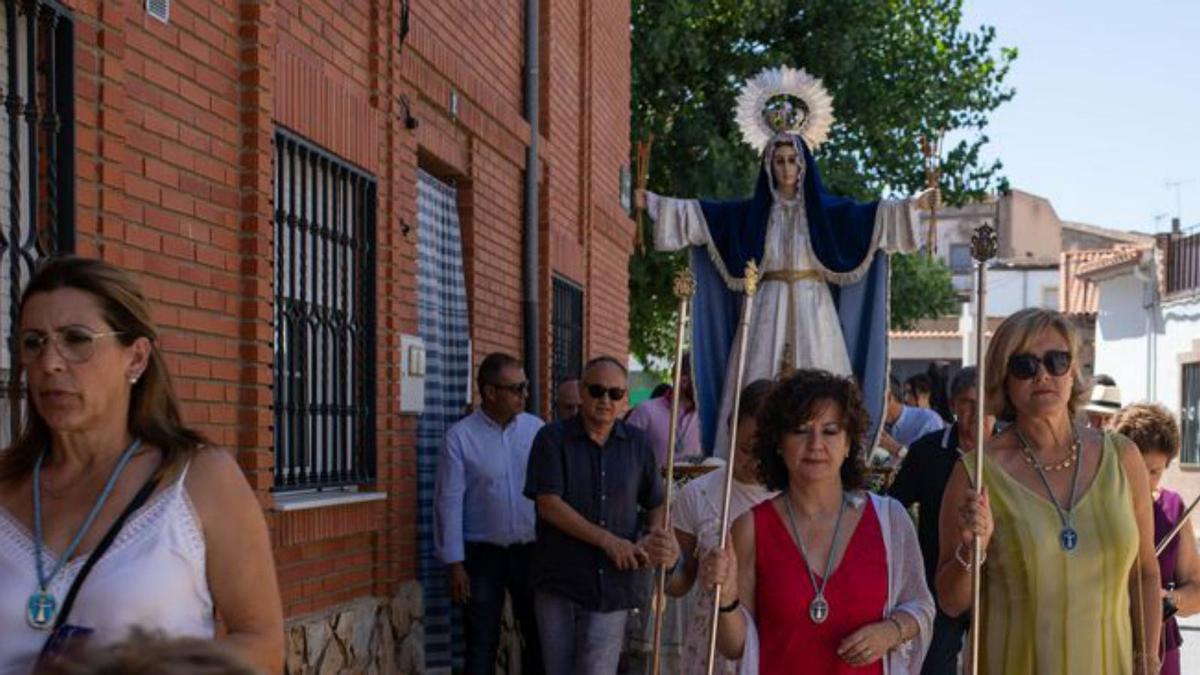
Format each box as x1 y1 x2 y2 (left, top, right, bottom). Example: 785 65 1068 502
673 467 778 674
0 462 214 674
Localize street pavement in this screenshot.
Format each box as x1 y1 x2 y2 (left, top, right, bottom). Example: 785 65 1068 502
1179 613 1200 673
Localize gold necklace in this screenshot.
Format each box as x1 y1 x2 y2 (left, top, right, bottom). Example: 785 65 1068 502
1019 437 1080 472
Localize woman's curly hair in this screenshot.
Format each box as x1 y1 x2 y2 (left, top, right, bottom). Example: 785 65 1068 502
754 369 870 492
1111 402 1181 461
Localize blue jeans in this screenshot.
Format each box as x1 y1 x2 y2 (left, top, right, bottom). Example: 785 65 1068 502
921 610 968 675
463 542 542 675
534 590 628 675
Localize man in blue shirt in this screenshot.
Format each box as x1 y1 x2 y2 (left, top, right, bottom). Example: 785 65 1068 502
524 356 679 675
878 373 946 463
434 352 544 675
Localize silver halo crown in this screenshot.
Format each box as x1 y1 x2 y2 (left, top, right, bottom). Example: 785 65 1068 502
735 66 835 153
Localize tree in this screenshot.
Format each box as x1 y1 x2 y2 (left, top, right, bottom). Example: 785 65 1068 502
629 0 1016 365
889 252 960 329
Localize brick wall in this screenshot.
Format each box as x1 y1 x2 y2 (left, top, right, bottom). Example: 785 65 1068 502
61 0 632 635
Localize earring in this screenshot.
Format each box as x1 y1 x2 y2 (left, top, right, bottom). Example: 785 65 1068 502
129 374 140 385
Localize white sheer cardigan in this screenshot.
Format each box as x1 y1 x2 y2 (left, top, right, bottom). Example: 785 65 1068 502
735 492 935 675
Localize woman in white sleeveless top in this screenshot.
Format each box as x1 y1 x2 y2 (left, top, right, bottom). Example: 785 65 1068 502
0 257 283 674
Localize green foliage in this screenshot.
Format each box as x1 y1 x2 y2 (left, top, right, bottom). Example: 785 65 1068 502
629 0 1015 365
888 252 960 330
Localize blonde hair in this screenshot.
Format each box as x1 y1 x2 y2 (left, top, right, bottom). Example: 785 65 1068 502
983 308 1090 422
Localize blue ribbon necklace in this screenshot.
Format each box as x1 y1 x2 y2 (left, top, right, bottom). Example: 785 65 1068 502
27 438 143 630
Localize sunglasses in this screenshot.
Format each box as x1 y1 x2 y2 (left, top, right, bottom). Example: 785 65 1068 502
490 381 529 394
18 328 126 365
584 383 626 402
1007 350 1072 380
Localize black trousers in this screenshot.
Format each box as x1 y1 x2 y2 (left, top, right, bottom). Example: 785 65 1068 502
462 541 543 675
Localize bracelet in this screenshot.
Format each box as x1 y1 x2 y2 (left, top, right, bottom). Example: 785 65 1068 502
955 542 987 569
718 598 741 614
887 616 906 645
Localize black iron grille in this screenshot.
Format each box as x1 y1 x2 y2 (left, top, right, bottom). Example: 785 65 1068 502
273 129 376 490
1 0 74 445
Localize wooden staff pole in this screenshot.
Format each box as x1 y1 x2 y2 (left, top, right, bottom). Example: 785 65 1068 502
649 269 695 675
921 131 944 256
634 136 654 253
968 223 997 675
704 261 759 675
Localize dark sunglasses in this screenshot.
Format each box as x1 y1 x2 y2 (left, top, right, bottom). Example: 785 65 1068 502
1007 350 1072 380
490 381 529 394
584 383 626 401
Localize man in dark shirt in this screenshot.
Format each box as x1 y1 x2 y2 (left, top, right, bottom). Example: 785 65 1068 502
889 366 995 675
524 356 678 675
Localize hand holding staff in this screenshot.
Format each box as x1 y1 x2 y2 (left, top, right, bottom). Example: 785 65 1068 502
649 269 695 675
967 223 997 675
705 261 760 675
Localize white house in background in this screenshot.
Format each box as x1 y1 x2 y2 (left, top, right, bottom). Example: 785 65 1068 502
916 189 1065 299
892 188 1142 379
1080 231 1200 502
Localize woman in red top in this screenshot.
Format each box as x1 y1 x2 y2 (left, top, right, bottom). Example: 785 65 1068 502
701 369 934 674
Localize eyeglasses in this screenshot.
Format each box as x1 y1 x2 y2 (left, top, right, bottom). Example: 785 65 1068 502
1007 350 1072 380
490 380 529 395
18 328 126 365
584 383 626 402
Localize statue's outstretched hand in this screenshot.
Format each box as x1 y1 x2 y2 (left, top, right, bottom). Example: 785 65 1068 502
914 187 942 211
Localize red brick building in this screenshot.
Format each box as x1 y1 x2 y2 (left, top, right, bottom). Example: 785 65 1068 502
1 0 633 671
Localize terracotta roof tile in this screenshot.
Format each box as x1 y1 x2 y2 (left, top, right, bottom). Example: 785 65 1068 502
889 330 960 339
1060 246 1146 316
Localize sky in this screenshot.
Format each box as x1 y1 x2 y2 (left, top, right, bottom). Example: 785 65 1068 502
959 0 1200 235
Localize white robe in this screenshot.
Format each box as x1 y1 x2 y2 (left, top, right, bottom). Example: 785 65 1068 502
649 191 918 456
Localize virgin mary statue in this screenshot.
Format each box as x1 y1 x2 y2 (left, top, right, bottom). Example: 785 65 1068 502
638 67 935 456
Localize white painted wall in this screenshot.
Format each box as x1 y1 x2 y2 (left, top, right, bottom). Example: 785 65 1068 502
984 269 1060 317
1093 274 1154 402
1092 274 1200 412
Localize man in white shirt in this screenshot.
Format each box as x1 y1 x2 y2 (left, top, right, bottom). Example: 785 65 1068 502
435 352 545 674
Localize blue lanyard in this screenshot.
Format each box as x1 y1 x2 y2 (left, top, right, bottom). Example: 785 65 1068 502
32 438 143 592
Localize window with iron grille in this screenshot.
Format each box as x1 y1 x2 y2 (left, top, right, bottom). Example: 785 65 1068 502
551 276 583 411
0 0 74 446
1182 363 1200 466
273 129 376 490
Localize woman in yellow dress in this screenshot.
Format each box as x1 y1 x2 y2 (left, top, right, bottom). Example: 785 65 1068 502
935 308 1161 674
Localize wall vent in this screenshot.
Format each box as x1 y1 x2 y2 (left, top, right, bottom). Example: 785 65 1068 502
146 0 169 23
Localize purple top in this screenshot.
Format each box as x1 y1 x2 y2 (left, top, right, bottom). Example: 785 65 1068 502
1155 488 1185 669
625 395 702 469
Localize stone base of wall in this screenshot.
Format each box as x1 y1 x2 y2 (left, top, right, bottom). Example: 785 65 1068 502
284 580 425 675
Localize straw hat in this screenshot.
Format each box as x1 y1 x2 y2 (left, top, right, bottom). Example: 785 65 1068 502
1084 382 1122 416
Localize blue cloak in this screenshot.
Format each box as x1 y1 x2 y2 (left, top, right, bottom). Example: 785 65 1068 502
690 140 890 454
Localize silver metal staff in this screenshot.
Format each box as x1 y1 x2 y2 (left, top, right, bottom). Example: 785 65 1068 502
650 269 695 675
1157 493 1200 556
705 260 759 675
968 223 997 675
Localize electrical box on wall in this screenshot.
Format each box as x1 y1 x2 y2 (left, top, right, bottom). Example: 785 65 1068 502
400 334 427 414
